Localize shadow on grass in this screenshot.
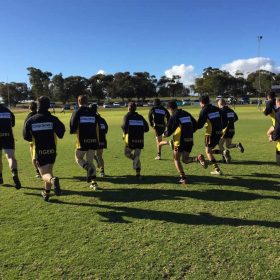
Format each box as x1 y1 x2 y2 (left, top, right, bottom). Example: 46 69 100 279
50 200 280 228
189 175 280 192
24 186 280 203
223 160 276 165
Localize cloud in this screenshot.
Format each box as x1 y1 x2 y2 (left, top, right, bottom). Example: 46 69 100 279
165 64 197 86
221 57 280 77
97 69 106 75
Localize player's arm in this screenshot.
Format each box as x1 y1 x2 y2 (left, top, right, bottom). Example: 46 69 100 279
70 110 79 134
143 116 149 133
103 118 109 134
10 110 15 127
23 120 32 142
164 115 178 137
263 101 272 116
220 109 228 129
148 108 154 127
121 114 129 133
234 111 238 122
197 109 207 129
54 117 66 139
190 114 198 132
272 113 280 141
165 108 171 123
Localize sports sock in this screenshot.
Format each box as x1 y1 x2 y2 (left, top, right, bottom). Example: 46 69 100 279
11 169 18 176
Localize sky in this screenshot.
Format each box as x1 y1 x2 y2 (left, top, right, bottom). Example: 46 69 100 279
0 0 280 85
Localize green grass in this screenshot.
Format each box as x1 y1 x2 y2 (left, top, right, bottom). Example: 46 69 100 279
0 106 280 280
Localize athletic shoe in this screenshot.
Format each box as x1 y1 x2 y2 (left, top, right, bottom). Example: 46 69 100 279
100 171 105 178
210 169 223 175
86 166 94 183
154 155 161 160
136 174 142 180
13 175 21 190
41 190 50 202
223 150 231 163
237 142 244 153
169 140 174 150
197 154 208 169
35 174 41 178
52 177 61 196
0 177 3 184
89 181 99 191
179 178 187 184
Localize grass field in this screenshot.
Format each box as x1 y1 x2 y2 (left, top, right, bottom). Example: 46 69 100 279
0 105 280 280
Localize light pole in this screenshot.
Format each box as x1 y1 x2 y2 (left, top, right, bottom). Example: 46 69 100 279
257 35 263 97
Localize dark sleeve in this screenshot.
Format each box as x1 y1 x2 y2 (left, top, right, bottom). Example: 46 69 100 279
54 117 66 139
121 114 128 133
143 116 149 133
190 114 197 133
23 120 32 142
234 111 238 122
164 114 178 137
70 110 79 134
272 113 280 141
148 108 154 127
10 111 15 127
103 118 108 134
197 109 207 129
165 108 170 122
263 101 272 116
220 110 228 129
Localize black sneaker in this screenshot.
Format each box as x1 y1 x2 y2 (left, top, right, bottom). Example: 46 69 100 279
13 175 21 189
52 177 61 196
237 142 244 153
0 177 3 184
86 166 94 183
41 190 50 202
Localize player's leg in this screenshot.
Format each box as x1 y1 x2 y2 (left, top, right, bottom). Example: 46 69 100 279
38 163 55 201
205 136 222 175
173 149 187 184
133 148 142 178
155 134 163 160
96 149 105 177
86 150 99 190
30 143 40 177
4 149 21 189
75 149 94 182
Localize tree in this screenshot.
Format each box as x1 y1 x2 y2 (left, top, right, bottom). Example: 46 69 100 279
247 70 275 96
51 74 66 102
64 76 88 100
0 82 28 105
88 74 114 101
27 67 52 98
131 72 157 100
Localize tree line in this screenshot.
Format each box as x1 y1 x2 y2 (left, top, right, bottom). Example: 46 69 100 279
0 66 280 105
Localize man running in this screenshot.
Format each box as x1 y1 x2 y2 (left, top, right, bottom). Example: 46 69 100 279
122 102 149 179
23 96 65 201
213 98 244 163
148 98 170 160
70 95 100 190
263 92 277 136
162 100 207 185
268 97 280 165
24 101 40 177
197 95 224 175
90 104 108 178
0 102 21 189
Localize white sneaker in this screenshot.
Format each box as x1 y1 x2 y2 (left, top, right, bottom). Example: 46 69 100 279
211 169 223 175
155 155 161 160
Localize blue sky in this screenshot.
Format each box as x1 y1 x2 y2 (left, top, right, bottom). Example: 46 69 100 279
0 0 280 84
